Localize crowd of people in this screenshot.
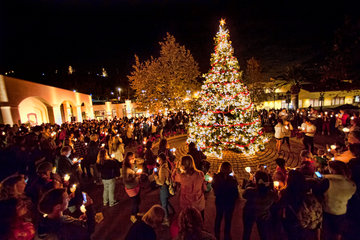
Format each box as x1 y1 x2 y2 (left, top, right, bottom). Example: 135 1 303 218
0 107 359 240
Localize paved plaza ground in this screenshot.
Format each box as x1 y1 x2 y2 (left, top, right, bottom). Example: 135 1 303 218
85 134 337 240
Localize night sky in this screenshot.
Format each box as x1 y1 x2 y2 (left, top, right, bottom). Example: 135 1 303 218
0 0 358 93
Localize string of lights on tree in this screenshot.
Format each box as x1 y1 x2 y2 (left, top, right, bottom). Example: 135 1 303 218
187 19 268 158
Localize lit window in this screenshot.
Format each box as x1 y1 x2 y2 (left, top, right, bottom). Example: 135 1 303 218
331 97 345 105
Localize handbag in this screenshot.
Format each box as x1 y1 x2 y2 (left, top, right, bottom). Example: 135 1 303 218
125 185 140 197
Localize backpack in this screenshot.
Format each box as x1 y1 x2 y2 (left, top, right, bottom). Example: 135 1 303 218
289 193 323 230
165 168 175 196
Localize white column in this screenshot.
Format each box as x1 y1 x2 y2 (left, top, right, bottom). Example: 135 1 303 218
1 106 13 125
76 105 82 122
52 106 62 125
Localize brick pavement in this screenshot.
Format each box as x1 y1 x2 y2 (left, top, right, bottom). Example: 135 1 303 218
167 135 304 179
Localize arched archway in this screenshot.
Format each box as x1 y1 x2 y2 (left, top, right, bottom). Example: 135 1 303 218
59 100 78 123
81 102 88 121
18 97 52 125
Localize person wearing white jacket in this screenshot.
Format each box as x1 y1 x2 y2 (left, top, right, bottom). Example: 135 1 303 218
318 160 356 240
274 119 285 153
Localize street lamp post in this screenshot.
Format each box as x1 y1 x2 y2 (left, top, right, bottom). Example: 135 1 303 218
286 90 291 110
117 88 121 102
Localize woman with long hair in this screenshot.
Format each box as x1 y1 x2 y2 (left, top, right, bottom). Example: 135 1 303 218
157 138 175 168
278 170 318 240
109 135 125 164
212 162 239 240
97 149 119 207
122 152 141 223
242 171 277 240
0 198 35 240
125 204 165 240
144 141 156 175
176 206 216 240
0 174 27 200
174 155 206 219
153 153 174 226
274 119 284 153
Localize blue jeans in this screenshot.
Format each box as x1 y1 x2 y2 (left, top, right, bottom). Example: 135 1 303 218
160 185 173 218
102 178 116 206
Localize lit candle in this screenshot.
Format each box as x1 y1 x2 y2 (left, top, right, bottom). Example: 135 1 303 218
80 204 86 213
101 143 105 148
285 126 289 130
331 157 335 161
70 184 77 193
245 167 251 173
64 174 70 182
325 112 328 115
327 148 331 152
72 158 78 163
52 167 57 174
136 169 143 174
330 145 336 150
111 153 115 158
351 116 354 120
208 176 213 182
74 138 77 142
171 148 176 152
85 143 88 146
274 181 280 189
343 127 350 133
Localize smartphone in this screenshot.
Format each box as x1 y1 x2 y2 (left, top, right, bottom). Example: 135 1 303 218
229 172 234 176
24 177 29 184
264 165 267 169
82 192 87 204
315 171 323 178
154 168 158 172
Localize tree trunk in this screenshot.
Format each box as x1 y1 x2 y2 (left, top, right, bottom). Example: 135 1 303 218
291 94 299 110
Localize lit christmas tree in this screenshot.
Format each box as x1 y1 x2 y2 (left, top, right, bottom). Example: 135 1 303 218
187 19 267 158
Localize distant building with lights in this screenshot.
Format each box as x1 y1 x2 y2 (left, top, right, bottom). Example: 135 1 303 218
258 83 360 110
0 75 94 126
92 100 146 120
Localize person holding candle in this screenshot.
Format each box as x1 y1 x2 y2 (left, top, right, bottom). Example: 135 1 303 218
273 158 287 189
96 149 119 207
242 171 276 240
282 120 293 152
274 119 285 153
300 118 316 154
57 146 79 183
278 170 321 240
212 161 239 240
153 153 174 226
122 152 142 223
84 134 100 181
37 188 91 240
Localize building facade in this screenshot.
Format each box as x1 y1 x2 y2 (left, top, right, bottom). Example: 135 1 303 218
0 75 94 126
259 86 360 110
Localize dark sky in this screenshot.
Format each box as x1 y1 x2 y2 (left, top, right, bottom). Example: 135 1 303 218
0 0 358 89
